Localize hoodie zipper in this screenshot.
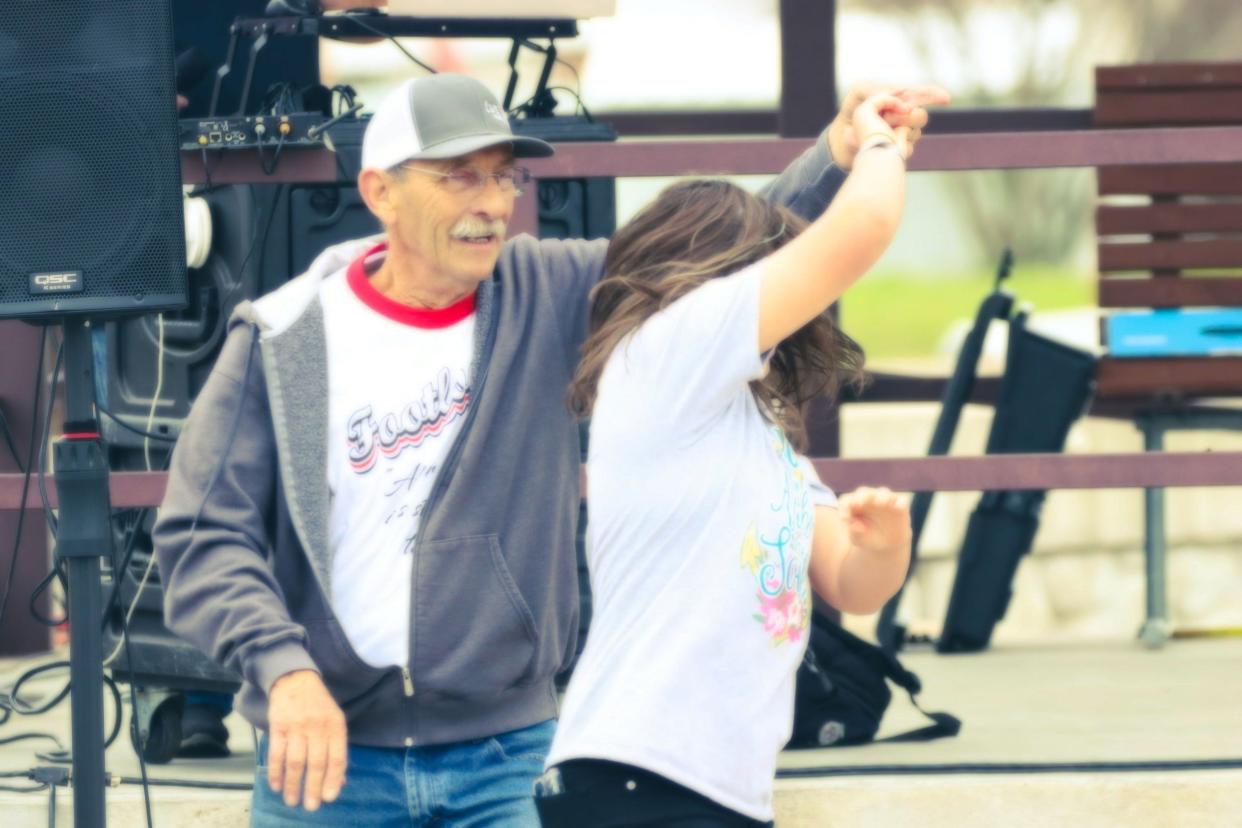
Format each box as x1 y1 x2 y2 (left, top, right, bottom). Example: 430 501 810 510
401 667 414 697
413 288 498 556
404 282 501 680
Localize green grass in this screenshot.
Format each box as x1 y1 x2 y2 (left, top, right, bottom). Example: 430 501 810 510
840 266 1095 360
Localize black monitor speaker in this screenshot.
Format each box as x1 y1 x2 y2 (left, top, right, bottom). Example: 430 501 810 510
0 0 187 321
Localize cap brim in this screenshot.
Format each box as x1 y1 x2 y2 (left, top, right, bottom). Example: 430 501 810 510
407 132 555 161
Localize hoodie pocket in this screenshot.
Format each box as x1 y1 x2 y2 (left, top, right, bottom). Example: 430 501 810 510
413 534 539 697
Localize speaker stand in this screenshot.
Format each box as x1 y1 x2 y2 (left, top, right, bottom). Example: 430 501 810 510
53 318 113 828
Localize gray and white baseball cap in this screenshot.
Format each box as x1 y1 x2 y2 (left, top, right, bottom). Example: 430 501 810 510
361 74 554 170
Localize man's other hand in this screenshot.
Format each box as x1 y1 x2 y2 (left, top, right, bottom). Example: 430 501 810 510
266 670 348 812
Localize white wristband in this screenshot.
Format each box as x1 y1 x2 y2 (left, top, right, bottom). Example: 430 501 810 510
859 134 906 161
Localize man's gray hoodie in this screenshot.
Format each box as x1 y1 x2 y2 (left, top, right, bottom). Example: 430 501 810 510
152 138 846 747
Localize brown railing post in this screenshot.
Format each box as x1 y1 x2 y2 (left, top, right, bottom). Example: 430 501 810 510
0 321 50 655
779 0 837 138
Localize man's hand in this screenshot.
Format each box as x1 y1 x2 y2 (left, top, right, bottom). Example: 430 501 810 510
266 670 348 812
828 84 951 169
838 487 912 557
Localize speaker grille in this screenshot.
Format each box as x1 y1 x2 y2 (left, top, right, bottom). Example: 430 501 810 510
0 1 186 319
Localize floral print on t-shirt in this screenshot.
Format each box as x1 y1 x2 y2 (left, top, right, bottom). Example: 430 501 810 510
741 428 814 645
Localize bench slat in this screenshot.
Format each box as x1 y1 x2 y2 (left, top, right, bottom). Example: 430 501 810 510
1095 90 1242 127
1096 203 1242 235
1098 239 1242 271
1098 163 1242 195
1096 355 1242 397
1098 276 1242 308
1096 62 1242 91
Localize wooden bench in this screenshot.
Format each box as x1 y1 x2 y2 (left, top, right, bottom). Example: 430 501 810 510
1095 61 1242 396
1093 61 1242 644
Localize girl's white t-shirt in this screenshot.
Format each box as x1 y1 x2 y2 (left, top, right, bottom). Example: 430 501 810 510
546 264 837 822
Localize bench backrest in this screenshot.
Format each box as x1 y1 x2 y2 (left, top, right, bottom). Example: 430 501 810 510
1094 62 1242 398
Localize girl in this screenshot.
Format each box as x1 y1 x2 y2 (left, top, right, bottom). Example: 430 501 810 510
540 93 917 827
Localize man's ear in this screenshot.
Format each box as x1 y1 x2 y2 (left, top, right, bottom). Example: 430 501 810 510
358 168 396 226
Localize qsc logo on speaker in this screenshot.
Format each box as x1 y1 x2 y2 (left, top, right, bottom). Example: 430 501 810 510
29 271 84 294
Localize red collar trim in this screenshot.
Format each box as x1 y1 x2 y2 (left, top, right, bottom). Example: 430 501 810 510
346 242 476 329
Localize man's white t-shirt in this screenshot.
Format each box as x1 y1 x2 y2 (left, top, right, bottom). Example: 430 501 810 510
320 242 475 668
546 265 837 822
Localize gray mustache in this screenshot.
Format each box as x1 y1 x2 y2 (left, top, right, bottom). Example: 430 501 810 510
450 218 506 239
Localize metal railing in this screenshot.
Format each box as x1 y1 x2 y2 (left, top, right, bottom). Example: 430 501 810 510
5 122 1242 502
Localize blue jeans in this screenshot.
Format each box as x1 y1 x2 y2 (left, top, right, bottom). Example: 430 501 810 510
185 691 234 713
250 719 555 827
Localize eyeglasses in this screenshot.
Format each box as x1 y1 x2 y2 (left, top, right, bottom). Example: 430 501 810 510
399 164 532 196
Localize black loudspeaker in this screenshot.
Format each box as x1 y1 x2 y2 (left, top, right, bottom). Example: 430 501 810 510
0 0 186 321
99 185 272 456
289 185 383 277
514 116 617 239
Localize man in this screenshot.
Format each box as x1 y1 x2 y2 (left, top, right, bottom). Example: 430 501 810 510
154 73 946 825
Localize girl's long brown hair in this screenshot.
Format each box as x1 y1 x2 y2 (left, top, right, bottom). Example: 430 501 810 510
568 179 866 449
